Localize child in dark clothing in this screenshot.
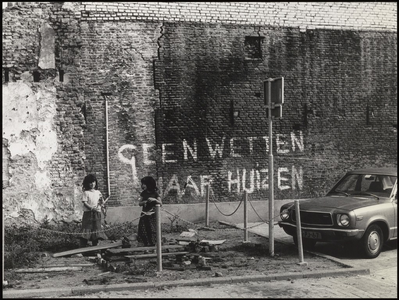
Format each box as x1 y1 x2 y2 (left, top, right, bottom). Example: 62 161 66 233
137 176 162 247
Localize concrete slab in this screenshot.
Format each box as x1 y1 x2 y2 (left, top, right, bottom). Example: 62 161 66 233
234 222 357 268
234 221 293 245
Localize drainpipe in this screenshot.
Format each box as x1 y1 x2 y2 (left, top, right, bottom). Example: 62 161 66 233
102 93 112 201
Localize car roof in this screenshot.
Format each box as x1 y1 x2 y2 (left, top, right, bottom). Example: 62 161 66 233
347 168 397 176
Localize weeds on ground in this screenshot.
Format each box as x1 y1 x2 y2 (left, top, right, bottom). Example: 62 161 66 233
103 221 137 241
4 221 82 269
4 221 139 270
4 219 190 270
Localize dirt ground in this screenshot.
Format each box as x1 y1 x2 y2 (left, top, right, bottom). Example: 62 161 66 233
4 222 345 292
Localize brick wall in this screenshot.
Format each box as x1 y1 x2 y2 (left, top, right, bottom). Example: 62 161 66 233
77 20 161 206
152 23 397 204
2 2 397 224
79 2 397 32
2 2 87 223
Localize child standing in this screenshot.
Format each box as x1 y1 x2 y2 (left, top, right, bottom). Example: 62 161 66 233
137 176 162 247
79 174 108 247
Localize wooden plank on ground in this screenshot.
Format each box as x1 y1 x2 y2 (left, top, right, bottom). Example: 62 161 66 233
39 264 95 268
200 239 226 245
218 220 240 228
14 267 83 273
52 241 123 258
107 245 184 254
125 251 189 260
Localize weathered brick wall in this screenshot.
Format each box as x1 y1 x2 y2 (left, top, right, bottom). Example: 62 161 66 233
2 2 87 224
2 2 397 224
153 23 397 204
79 2 397 32
77 20 161 206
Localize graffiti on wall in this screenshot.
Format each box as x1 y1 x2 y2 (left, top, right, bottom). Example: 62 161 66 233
118 131 304 197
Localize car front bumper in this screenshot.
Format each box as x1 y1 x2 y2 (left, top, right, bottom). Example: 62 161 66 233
278 221 365 241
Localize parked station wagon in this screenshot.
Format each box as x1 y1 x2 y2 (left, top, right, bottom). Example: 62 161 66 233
278 168 397 258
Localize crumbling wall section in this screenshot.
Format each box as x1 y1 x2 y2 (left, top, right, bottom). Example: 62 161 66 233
2 2 86 225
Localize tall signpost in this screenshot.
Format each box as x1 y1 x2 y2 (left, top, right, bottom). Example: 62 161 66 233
264 77 284 257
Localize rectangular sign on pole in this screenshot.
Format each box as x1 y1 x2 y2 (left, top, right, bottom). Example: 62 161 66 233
264 77 284 106
265 106 282 118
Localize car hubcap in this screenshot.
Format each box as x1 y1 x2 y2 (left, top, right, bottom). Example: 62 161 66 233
368 231 380 252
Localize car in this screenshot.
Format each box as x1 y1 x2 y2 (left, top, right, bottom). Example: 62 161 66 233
278 167 397 258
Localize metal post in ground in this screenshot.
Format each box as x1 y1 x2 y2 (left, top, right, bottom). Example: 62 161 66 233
2 204 5 286
244 191 249 242
294 200 307 266
205 184 210 227
155 204 162 271
267 79 274 257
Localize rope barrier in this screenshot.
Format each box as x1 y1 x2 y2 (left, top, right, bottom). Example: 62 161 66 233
206 185 295 226
246 193 295 224
247 193 268 223
18 194 296 238
209 192 244 217
160 207 243 233
32 215 143 236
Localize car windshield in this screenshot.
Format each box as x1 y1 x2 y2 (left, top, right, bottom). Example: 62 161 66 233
328 173 397 198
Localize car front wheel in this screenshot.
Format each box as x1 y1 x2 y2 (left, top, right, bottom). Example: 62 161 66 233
361 224 383 259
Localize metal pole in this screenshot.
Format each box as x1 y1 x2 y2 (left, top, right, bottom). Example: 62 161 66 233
244 191 248 242
105 98 110 198
155 204 162 271
294 200 307 265
101 92 112 201
267 79 274 257
2 204 5 286
205 184 210 227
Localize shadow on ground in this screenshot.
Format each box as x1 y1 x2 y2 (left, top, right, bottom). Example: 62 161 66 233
310 240 397 260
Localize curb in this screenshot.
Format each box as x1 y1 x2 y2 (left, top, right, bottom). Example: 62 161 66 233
3 267 370 298
273 237 356 269
243 223 357 270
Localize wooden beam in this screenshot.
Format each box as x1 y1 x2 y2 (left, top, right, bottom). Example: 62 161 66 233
125 251 189 260
104 255 130 262
218 220 239 228
52 241 123 258
107 245 184 254
14 267 83 273
38 264 95 268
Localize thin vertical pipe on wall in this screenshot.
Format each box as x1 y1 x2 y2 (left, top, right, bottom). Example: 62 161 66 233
106 99 110 198
102 93 112 200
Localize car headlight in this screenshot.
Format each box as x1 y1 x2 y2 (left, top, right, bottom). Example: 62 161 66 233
280 209 290 221
337 214 350 227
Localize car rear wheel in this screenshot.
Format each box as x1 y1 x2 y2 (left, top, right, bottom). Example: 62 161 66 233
361 224 383 259
293 236 317 250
